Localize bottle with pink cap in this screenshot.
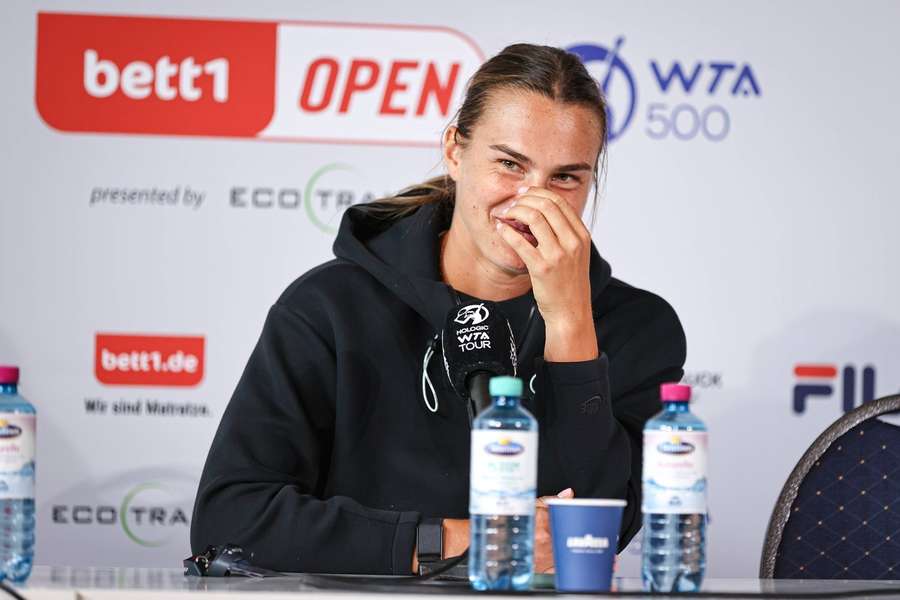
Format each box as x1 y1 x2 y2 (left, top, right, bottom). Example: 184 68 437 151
0 366 36 583
640 382 707 592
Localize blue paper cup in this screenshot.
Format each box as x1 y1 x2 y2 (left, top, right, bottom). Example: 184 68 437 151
546 498 626 592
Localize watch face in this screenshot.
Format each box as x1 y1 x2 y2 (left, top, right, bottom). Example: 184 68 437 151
417 518 444 566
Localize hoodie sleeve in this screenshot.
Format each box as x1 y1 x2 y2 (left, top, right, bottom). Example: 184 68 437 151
534 295 686 551
190 303 419 575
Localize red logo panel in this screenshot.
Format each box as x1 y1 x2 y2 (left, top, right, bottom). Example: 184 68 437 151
95 334 205 387
36 13 276 136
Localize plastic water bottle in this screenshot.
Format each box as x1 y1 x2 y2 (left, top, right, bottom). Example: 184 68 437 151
0 366 36 583
641 383 707 592
468 376 538 591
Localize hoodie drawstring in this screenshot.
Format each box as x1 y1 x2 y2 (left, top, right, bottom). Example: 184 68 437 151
422 342 439 413
423 342 537 415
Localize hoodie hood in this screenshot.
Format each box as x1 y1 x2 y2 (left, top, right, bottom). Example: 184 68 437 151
333 201 613 332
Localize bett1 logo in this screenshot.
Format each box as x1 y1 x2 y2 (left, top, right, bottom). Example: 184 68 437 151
95 334 204 387
35 13 484 145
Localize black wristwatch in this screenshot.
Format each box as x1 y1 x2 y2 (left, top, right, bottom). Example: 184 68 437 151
416 517 443 574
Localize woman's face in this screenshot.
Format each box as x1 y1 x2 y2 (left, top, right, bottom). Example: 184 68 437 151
443 88 603 275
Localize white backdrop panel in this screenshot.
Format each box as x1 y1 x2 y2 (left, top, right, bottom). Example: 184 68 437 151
0 0 898 577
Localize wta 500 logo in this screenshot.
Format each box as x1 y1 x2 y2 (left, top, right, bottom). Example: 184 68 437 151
568 38 761 143
95 334 204 387
35 13 483 145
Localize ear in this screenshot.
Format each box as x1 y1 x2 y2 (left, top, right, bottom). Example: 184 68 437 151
442 126 463 181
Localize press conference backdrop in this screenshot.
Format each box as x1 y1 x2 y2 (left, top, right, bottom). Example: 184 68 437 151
1 0 898 578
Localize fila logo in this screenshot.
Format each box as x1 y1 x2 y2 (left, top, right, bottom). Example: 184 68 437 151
35 13 483 145
792 364 880 414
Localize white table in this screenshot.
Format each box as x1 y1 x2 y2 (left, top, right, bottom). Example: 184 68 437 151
10 566 900 599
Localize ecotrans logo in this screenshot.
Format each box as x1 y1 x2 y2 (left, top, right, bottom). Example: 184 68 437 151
791 363 900 414
51 482 190 548
95 334 205 387
568 38 761 143
485 438 524 456
229 163 390 234
35 13 483 145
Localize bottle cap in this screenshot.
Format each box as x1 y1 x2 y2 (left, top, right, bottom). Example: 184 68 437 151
660 382 691 402
0 366 20 385
489 376 523 398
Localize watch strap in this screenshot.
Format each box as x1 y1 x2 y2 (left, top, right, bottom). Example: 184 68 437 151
416 517 443 572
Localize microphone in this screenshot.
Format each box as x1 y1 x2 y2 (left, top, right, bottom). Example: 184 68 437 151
441 301 517 416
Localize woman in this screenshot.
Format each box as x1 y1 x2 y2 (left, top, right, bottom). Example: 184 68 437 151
191 43 686 576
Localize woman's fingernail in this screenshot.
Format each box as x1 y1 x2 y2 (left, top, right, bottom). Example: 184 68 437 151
558 488 574 498
517 186 529 195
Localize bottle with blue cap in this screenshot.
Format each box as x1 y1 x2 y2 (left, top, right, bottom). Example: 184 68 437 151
468 376 538 591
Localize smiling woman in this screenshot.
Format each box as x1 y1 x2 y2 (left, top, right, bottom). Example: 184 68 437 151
191 43 686 580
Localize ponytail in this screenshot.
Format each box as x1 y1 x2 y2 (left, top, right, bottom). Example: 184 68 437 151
360 175 455 221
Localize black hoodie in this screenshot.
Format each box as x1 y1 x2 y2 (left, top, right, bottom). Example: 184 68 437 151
191 201 686 575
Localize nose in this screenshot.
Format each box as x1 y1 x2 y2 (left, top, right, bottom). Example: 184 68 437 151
527 172 546 189
515 173 545 196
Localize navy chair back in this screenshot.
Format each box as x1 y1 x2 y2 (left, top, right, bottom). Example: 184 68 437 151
761 394 900 579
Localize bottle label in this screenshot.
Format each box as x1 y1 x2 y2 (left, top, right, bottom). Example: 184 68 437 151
642 430 707 514
0 414 35 500
469 430 537 516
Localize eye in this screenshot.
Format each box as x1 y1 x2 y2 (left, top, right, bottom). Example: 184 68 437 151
497 159 521 172
552 173 581 186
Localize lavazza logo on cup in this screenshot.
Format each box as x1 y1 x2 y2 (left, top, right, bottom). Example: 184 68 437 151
566 534 610 551
35 12 484 145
